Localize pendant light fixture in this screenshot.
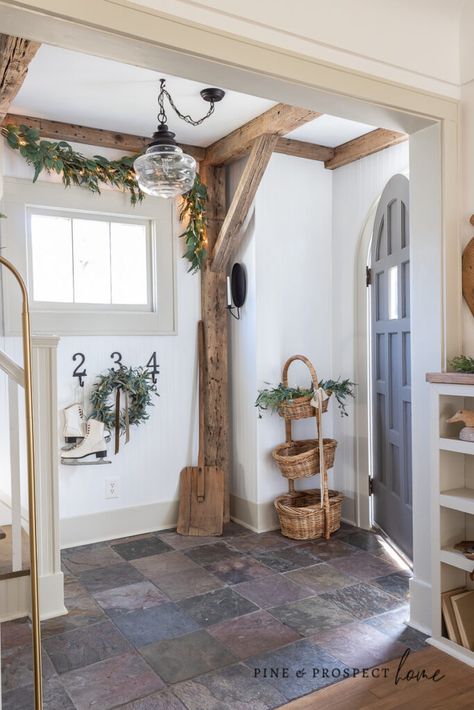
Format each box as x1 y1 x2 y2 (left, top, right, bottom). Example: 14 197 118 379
134 78 225 199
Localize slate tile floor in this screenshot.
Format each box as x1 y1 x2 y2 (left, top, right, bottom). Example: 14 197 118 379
1 523 427 709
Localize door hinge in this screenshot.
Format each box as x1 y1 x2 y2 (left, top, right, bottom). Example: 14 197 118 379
368 477 374 496
366 266 372 287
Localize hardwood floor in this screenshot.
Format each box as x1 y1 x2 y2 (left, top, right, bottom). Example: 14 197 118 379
279 646 474 709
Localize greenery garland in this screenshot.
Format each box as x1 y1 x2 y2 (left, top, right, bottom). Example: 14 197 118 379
450 355 474 373
255 378 356 418
90 366 158 433
1 123 208 271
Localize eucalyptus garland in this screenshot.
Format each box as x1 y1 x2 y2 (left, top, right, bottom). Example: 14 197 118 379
1 123 143 204
179 173 208 273
90 366 158 433
1 123 208 271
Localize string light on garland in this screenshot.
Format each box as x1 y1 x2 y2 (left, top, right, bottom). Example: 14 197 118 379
1 123 208 272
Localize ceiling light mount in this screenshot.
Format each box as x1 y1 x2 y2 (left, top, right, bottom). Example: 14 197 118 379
134 78 226 199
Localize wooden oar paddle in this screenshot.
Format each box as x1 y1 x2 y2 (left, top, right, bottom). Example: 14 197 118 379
177 321 224 536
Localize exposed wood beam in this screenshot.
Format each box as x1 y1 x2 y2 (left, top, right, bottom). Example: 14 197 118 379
2 113 206 161
275 137 334 162
325 128 408 170
0 35 40 122
199 163 230 521
204 103 322 166
212 133 279 273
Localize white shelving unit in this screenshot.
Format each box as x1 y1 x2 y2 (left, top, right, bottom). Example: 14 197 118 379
427 373 474 667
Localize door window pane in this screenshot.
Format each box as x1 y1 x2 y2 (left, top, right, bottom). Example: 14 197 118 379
388 266 399 320
111 223 148 305
30 214 73 302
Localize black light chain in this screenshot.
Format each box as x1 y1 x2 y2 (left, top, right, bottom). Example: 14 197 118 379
157 78 216 127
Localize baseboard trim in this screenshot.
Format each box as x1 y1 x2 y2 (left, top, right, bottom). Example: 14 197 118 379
60 500 179 548
409 575 432 635
230 494 280 533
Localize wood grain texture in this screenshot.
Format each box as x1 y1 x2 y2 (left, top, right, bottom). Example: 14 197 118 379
325 128 408 170
275 137 334 162
212 133 278 273
176 466 224 536
278 646 474 709
0 35 40 122
426 372 474 384
462 237 474 318
203 103 321 165
2 113 205 160
200 164 230 522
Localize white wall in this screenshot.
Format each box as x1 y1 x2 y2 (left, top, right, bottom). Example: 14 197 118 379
230 153 333 529
133 0 462 98
1 140 200 545
332 142 410 522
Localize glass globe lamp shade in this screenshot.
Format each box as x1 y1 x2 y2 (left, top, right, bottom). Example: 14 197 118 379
134 143 196 199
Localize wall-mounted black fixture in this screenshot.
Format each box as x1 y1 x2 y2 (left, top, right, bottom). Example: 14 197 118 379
226 263 247 320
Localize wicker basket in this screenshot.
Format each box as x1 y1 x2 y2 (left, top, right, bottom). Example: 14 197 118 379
272 437 337 479
274 488 343 540
277 355 329 420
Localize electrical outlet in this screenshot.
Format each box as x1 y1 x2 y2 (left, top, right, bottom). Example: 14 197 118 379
105 478 120 499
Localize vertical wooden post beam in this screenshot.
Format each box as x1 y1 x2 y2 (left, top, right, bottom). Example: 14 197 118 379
200 164 230 522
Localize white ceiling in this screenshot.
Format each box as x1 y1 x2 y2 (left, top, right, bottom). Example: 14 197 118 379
11 45 376 149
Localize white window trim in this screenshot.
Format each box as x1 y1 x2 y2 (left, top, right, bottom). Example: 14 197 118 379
0 177 177 336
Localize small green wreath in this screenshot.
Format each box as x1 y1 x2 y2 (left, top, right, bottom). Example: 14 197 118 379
90 366 158 433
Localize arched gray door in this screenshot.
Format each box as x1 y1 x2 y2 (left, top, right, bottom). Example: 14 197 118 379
370 174 412 560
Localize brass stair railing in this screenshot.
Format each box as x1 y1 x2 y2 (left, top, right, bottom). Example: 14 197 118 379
0 256 42 710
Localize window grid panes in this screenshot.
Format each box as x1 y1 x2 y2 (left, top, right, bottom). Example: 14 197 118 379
29 210 150 308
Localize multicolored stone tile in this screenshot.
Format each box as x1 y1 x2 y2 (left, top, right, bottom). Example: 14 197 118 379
338 529 387 554
154 567 225 601
1 643 56 692
297 538 358 561
365 606 428 650
320 582 403 620
140 629 237 683
131 551 200 580
226 532 292 555
41 594 105 637
78 562 144 593
208 610 300 659
2 676 75 710
111 536 172 561
234 574 313 609
118 688 187 709
93 580 168 616
43 619 131 674
251 546 322 573
245 638 346 701
112 601 200 646
178 587 259 627
61 543 122 575
285 563 357 594
311 620 408 666
328 550 401 581
205 555 273 584
0 618 32 651
372 571 411 600
61 652 164 710
173 662 287 710
268 596 355 636
184 542 242 566
157 532 224 551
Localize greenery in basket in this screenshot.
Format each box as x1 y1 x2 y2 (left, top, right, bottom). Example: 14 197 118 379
450 355 474 373
255 378 355 418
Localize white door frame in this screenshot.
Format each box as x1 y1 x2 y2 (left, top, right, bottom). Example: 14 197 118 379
0 0 461 636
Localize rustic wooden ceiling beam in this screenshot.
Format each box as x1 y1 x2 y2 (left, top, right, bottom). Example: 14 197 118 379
325 128 408 170
203 103 322 166
0 35 40 122
275 137 334 162
2 113 206 161
212 133 279 273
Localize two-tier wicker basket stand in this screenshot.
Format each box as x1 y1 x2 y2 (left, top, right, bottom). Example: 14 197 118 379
272 355 343 540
